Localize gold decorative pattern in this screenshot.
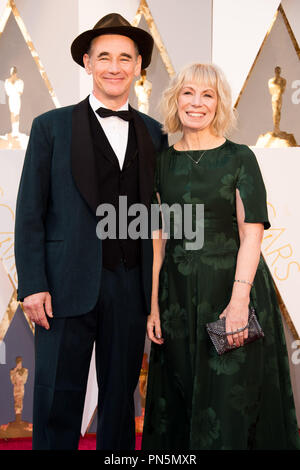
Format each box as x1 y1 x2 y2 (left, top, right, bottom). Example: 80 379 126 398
0 289 18 342
0 256 34 342
235 3 300 109
132 0 175 77
274 282 299 341
234 8 278 109
0 230 17 286
0 289 34 343
0 0 60 108
0 264 34 339
262 246 299 342
85 407 98 434
279 4 300 60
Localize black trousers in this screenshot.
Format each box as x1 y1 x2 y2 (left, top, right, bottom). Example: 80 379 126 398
32 263 147 450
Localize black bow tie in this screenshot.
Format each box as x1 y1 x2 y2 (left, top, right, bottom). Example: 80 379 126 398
96 107 133 121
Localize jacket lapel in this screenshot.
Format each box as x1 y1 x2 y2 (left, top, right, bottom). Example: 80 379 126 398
130 106 156 209
71 100 157 215
71 96 101 215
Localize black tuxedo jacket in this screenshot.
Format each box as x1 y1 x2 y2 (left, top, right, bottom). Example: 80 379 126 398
14 97 168 317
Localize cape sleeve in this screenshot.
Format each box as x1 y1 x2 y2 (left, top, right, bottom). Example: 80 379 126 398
236 146 271 230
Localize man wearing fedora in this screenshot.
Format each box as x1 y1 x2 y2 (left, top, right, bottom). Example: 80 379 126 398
14 13 168 450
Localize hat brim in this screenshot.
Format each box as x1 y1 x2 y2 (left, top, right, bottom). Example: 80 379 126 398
71 25 154 69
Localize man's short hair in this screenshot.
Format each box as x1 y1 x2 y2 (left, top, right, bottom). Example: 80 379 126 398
87 34 140 60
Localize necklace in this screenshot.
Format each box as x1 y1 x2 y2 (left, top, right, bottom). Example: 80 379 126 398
185 150 207 164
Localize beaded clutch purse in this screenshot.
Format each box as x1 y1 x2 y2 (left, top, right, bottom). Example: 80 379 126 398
206 306 264 355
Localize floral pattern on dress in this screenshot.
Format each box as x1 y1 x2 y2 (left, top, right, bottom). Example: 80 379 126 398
208 346 246 376
161 303 188 339
201 233 238 270
142 142 300 451
173 244 200 275
192 408 221 449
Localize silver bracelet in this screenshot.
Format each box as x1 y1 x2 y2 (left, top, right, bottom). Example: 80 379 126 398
234 279 253 287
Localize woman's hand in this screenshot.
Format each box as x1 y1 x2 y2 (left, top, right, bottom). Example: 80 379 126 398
219 300 249 347
147 304 164 345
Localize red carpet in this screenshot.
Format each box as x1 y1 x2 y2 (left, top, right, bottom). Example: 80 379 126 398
0 433 142 450
1 432 299 450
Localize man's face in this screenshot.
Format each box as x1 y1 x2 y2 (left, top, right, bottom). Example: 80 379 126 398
83 34 142 108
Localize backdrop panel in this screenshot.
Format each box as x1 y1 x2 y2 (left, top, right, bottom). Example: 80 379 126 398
0 0 299 439
254 148 300 336
212 0 281 104
230 7 300 146
254 147 300 424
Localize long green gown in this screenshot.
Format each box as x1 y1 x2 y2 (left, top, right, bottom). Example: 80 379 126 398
142 139 300 450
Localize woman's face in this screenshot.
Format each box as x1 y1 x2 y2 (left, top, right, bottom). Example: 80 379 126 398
177 82 218 132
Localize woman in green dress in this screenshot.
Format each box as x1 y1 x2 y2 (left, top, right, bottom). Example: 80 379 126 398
142 63 300 450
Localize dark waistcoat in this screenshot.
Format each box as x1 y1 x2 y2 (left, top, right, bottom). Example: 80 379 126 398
88 106 141 270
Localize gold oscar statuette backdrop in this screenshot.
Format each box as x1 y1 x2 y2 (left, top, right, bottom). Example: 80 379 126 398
0 356 32 438
256 66 297 147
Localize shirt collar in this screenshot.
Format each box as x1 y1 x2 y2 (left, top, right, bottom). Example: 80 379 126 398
89 93 129 113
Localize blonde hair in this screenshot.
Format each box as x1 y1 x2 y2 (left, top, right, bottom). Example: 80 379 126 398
161 63 237 136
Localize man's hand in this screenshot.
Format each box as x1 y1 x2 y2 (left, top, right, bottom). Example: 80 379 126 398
23 292 53 330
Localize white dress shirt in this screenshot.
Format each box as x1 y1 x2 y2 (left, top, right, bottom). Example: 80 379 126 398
89 93 129 170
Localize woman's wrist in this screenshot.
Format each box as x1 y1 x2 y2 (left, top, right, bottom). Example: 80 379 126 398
230 283 250 304
234 278 253 287
233 278 253 297
150 298 160 311
229 294 250 308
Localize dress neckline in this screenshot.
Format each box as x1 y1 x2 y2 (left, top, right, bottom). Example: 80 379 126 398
172 138 228 153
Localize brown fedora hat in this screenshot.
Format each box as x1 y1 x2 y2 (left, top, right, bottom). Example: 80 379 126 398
71 13 154 69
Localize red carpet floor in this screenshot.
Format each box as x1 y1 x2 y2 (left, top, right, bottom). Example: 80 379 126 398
1 432 299 450
0 433 142 450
